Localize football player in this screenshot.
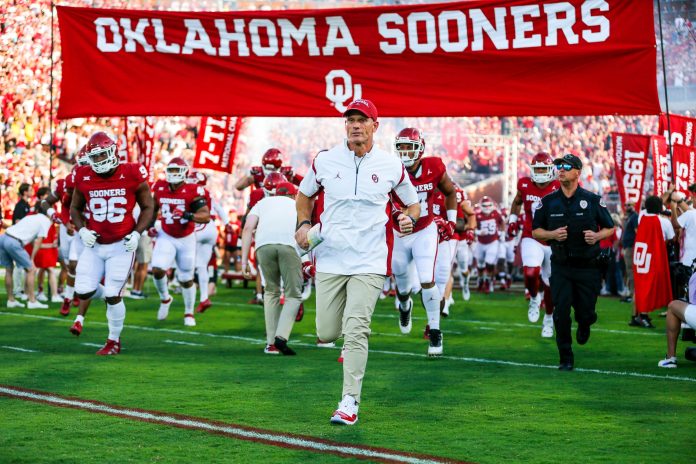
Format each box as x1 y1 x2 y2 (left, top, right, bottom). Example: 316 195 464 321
186 171 229 314
70 132 154 355
454 186 477 301
150 158 211 326
234 148 303 191
474 196 504 294
509 152 560 337
391 128 458 357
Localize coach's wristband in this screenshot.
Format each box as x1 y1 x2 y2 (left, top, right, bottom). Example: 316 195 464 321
296 220 311 231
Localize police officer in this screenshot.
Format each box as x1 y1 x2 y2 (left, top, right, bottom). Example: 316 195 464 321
532 154 615 371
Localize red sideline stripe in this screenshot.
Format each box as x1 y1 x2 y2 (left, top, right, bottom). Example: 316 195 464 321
0 384 472 464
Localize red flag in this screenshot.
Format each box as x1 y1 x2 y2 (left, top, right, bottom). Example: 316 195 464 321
672 144 696 196
658 113 696 147
194 117 243 173
611 132 650 210
56 1 659 118
633 214 672 313
650 135 670 197
135 116 156 182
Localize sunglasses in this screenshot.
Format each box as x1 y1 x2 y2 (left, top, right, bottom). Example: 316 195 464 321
556 163 575 171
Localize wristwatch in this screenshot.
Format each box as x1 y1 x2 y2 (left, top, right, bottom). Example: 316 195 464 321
296 220 312 231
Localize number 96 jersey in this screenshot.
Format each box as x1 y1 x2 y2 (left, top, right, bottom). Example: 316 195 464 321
73 163 148 244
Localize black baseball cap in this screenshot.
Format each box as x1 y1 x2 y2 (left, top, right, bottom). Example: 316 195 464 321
553 154 582 170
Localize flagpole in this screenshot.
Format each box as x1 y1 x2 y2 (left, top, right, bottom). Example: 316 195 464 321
49 1 55 186
656 0 673 158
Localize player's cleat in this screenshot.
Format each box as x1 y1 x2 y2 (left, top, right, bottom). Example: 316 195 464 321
295 303 304 322
6 300 25 309
27 300 48 309
264 344 280 355
72 296 80 307
398 298 413 334
273 337 296 355
184 314 196 327
316 338 335 348
427 328 443 357
441 305 450 318
541 314 554 338
528 294 541 323
59 298 71 316
462 285 470 301
129 290 146 300
337 347 344 363
301 280 313 301
69 320 83 336
248 296 264 305
196 299 212 313
379 290 387 300
657 356 677 368
330 395 359 425
96 338 120 355
157 297 173 320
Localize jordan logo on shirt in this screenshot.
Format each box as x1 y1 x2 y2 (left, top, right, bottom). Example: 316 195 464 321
334 172 342 179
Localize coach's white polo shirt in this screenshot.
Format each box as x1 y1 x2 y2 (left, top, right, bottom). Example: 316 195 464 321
249 195 297 249
300 140 418 276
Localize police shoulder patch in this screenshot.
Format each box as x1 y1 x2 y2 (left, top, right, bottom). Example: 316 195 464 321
599 198 607 208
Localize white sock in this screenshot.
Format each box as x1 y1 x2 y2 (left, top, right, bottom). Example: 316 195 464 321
107 301 126 341
64 283 74 300
154 276 170 301
92 285 105 301
75 314 84 324
421 286 442 330
182 285 196 315
256 292 263 300
197 266 209 301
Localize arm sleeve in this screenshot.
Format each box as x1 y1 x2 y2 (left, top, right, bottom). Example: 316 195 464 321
299 157 321 197
392 165 418 206
531 198 548 230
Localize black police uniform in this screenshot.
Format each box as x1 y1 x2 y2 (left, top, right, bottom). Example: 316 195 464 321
532 186 614 366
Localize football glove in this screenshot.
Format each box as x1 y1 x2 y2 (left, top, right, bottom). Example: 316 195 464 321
78 228 98 248
302 262 316 280
147 227 159 238
463 229 475 244
123 231 140 252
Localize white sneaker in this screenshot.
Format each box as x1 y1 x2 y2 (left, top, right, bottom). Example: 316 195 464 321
301 280 312 301
398 298 413 334
27 300 48 309
378 291 387 300
36 292 48 302
330 395 358 425
184 314 196 327
658 356 677 368
316 339 336 348
51 294 64 303
462 285 470 301
541 315 554 338
157 297 173 320
6 300 25 308
600 287 611 296
17 292 28 301
528 294 541 323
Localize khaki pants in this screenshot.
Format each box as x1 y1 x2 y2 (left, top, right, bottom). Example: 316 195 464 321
256 244 302 345
623 247 634 296
316 272 384 403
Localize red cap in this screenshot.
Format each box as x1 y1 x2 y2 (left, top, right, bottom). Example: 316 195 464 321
343 99 378 121
276 181 297 197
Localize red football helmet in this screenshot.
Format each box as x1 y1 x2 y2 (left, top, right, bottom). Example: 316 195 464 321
394 128 425 167
85 132 118 174
261 148 283 174
479 196 495 215
76 145 90 166
187 170 207 186
529 152 555 183
166 157 189 184
262 172 286 196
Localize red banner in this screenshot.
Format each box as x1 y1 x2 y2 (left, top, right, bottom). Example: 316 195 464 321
658 113 696 147
633 214 672 313
672 144 696 196
136 116 156 182
611 132 650 210
194 117 243 173
56 1 659 118
650 135 670 197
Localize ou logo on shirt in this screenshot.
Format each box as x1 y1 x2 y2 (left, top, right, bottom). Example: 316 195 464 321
325 70 362 113
633 242 652 274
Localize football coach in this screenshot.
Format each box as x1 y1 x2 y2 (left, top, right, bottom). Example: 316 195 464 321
532 154 614 371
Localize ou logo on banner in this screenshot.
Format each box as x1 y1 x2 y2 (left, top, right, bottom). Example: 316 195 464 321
325 70 362 113
633 242 652 274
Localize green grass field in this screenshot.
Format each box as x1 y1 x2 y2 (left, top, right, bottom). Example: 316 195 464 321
0 280 693 464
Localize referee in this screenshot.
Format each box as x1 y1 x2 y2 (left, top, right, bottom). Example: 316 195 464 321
532 154 615 371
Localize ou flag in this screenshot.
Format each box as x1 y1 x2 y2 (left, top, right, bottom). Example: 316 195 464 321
658 113 696 147
611 132 649 210
671 144 696 196
55 0 659 118
194 117 243 174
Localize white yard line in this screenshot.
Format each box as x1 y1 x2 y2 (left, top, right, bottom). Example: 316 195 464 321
1 311 693 383
0 345 38 353
80 343 104 348
0 385 460 464
163 339 204 347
